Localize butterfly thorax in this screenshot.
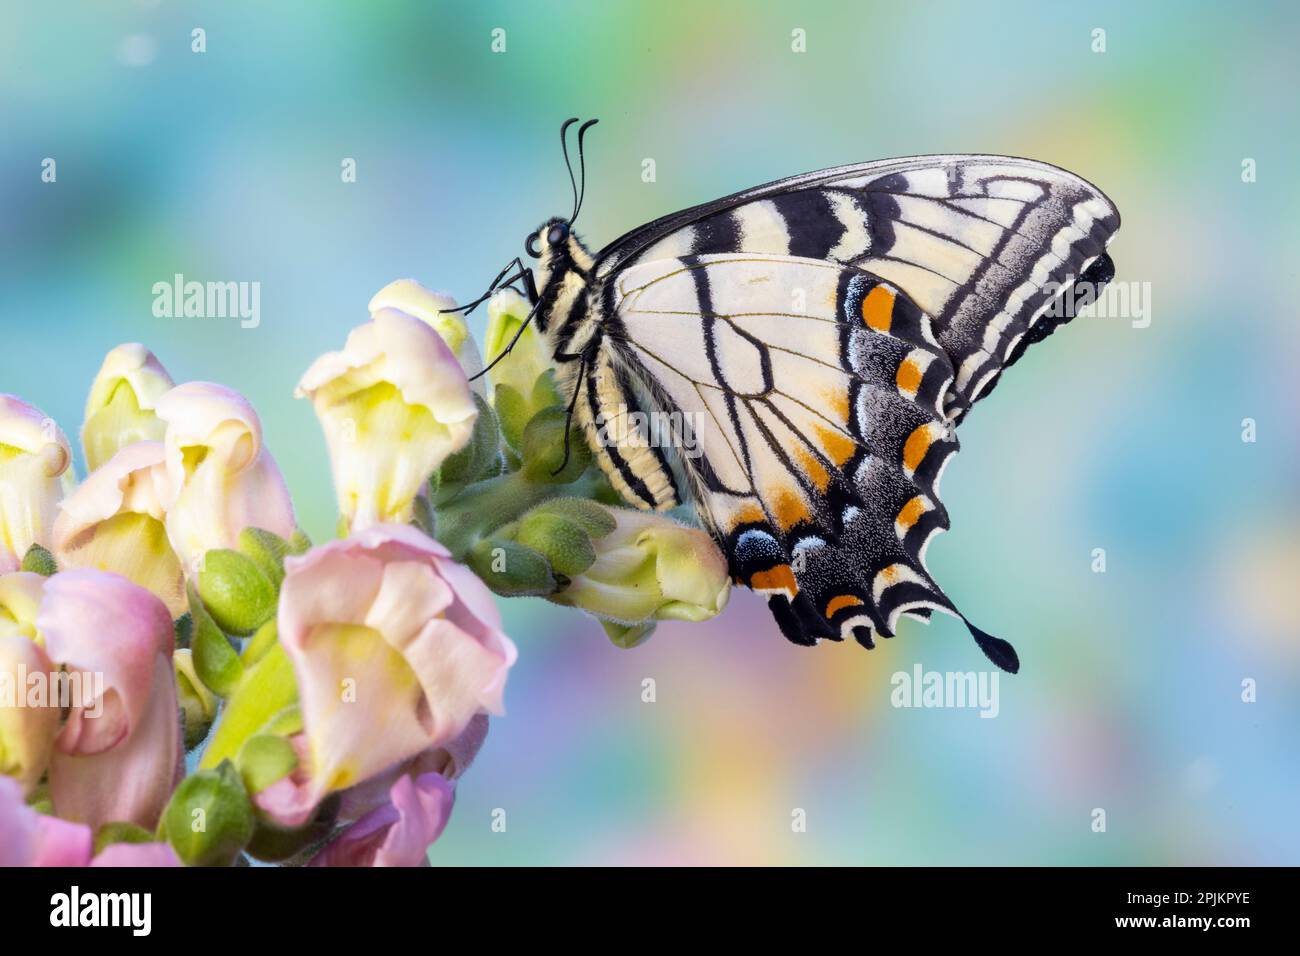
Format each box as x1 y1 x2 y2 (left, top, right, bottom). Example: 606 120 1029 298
530 221 605 358
527 219 682 513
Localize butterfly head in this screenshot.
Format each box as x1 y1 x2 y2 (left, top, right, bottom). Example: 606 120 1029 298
525 216 592 284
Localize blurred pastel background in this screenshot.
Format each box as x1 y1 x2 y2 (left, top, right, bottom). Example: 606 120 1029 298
2 0 1297 864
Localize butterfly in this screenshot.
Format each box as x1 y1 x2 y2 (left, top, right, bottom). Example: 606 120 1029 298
459 118 1121 673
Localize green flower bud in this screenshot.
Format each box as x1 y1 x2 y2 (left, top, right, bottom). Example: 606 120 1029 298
526 497 617 538
515 512 596 577
175 648 218 751
467 538 556 596
93 821 155 855
601 619 657 648
160 762 255 867
198 548 277 636
521 406 590 483
493 383 532 453
550 507 731 625
19 543 57 576
187 583 243 697
236 734 298 794
288 528 313 555
437 393 503 494
237 526 294 591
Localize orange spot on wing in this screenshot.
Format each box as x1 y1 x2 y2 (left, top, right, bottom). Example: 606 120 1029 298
732 503 767 527
824 387 850 423
861 285 895 331
895 358 923 396
750 563 797 597
825 594 864 618
896 495 927 530
794 447 831 492
813 423 857 467
770 487 811 531
902 424 936 472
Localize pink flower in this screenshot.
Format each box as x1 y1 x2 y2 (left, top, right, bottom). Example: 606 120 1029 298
52 441 186 617
275 525 514 815
154 382 295 574
38 569 181 830
0 776 180 866
296 309 477 532
309 772 455 867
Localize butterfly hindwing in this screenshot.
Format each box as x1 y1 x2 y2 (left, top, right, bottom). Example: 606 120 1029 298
596 252 1011 661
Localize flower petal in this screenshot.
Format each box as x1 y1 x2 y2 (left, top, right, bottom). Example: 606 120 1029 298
0 395 71 572
310 771 454 867
52 442 185 616
296 311 477 530
0 634 61 793
82 344 174 471
278 526 513 806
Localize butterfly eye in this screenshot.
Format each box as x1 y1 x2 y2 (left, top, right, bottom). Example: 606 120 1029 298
525 233 542 259
547 222 570 247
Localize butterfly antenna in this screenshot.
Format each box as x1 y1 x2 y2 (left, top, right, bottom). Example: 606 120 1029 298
571 118 599 224
560 117 580 222
551 353 587 475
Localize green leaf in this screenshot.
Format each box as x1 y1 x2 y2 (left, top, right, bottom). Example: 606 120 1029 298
199 643 297 770
261 704 303 738
160 762 255 867
19 543 57 576
240 618 278 667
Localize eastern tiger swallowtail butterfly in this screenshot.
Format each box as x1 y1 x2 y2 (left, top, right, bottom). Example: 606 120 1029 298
458 118 1121 674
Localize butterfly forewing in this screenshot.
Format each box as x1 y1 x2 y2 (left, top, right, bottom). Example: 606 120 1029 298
598 155 1120 423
